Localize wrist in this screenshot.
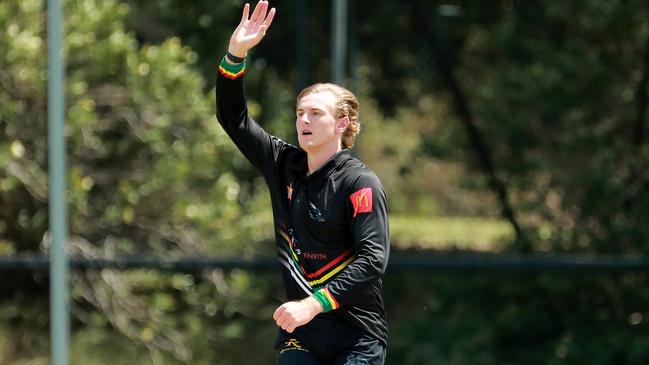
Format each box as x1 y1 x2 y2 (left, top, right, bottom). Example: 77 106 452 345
301 296 323 315
227 47 247 60
225 51 245 64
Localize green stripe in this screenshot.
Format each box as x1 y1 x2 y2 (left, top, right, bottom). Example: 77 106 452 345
287 243 305 276
312 289 333 312
220 56 246 74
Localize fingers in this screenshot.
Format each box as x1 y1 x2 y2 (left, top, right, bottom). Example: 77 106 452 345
273 305 286 321
251 1 274 31
249 0 267 24
278 316 290 331
275 311 289 330
240 3 250 23
262 7 276 29
275 312 295 333
274 304 292 332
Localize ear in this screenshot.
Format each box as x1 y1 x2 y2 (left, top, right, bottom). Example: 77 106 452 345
337 116 350 134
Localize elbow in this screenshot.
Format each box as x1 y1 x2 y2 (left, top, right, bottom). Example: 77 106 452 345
377 260 388 276
375 245 389 276
368 256 388 277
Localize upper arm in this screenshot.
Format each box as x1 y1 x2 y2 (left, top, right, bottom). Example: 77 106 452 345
215 71 291 178
346 173 390 272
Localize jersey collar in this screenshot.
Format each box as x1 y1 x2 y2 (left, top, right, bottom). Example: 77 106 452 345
302 149 352 182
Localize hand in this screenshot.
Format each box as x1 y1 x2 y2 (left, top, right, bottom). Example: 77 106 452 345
228 1 276 59
273 296 323 333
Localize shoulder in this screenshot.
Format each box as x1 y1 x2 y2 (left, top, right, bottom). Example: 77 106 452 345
273 136 303 159
341 157 385 193
272 140 307 179
341 158 388 218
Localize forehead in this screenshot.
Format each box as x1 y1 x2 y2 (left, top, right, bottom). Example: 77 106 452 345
297 91 337 111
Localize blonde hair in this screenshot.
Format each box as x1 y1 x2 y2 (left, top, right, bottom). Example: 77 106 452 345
297 83 360 149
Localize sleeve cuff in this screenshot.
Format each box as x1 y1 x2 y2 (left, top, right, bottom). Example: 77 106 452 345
218 55 247 80
312 287 340 312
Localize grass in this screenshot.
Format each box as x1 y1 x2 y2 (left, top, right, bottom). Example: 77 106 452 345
389 214 514 252
228 212 515 252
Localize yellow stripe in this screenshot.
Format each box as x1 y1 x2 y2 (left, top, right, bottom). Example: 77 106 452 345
278 230 290 243
307 256 355 286
278 230 300 262
322 289 339 309
289 246 299 261
218 66 245 79
218 66 244 77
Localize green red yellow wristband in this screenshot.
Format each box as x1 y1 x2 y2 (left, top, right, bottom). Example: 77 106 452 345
218 55 247 80
312 287 340 312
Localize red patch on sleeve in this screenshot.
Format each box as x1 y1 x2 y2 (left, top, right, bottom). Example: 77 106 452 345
350 187 373 217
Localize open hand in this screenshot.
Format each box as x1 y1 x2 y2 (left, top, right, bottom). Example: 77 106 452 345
228 1 276 59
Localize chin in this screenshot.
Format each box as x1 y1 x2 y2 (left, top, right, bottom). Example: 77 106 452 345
298 140 313 151
300 144 314 153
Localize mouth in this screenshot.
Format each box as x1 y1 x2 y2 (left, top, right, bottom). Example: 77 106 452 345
301 130 312 136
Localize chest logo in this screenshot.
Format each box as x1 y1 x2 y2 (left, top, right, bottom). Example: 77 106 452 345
308 202 326 222
287 183 294 201
350 187 373 217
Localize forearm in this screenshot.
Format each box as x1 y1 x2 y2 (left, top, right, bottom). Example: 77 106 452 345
314 251 387 311
215 56 247 129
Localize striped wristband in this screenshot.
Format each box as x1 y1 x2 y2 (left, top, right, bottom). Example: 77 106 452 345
312 288 340 312
218 55 247 80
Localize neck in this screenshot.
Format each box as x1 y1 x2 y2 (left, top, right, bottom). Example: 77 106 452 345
306 143 343 175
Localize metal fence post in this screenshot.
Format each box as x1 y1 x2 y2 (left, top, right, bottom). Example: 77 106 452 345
47 0 69 363
331 0 347 85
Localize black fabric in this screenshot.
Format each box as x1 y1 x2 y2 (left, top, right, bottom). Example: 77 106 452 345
331 335 386 365
216 68 389 346
276 337 321 365
275 315 386 365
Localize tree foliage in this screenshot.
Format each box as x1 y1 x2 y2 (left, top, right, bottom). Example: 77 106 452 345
2 0 649 364
1 0 277 362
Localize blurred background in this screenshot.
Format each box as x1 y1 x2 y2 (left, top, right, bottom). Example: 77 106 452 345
2 0 649 363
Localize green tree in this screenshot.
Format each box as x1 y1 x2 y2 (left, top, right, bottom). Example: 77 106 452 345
4 0 649 363
1 0 280 363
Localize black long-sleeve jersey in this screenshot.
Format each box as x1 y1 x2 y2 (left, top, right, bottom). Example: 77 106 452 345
215 59 390 345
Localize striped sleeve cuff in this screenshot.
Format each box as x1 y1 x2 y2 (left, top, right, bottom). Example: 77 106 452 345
218 55 247 80
312 287 340 312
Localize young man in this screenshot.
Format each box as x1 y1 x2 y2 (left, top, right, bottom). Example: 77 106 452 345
215 2 390 364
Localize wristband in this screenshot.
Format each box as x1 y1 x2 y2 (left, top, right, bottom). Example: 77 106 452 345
218 55 247 80
226 51 245 64
312 288 340 312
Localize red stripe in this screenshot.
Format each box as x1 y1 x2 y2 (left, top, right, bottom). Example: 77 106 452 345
218 66 245 80
323 288 340 309
305 248 354 279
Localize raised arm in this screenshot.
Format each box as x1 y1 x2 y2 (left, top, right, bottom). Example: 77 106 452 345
215 1 281 175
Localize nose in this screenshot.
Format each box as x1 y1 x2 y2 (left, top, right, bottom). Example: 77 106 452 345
298 113 310 124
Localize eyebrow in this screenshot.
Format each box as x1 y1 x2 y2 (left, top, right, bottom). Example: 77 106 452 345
296 106 326 113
